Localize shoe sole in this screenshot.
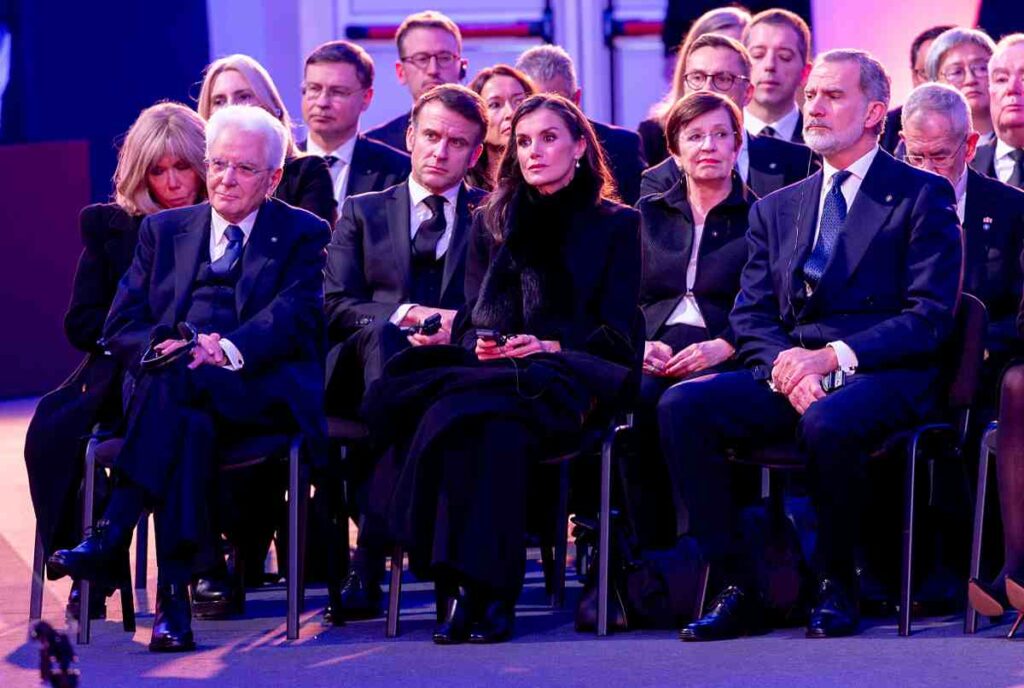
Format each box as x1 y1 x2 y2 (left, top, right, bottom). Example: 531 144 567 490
1006 578 1024 613
149 638 196 652
969 580 1006 617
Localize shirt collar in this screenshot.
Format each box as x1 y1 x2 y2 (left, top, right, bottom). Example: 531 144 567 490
953 166 969 204
821 145 879 186
306 134 357 166
743 104 801 140
408 175 461 208
211 205 259 242
996 136 1020 162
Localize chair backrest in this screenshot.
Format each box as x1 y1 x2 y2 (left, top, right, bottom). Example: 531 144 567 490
943 292 988 410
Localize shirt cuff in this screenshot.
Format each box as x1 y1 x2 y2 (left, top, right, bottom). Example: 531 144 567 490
827 341 858 373
390 303 417 326
219 338 244 371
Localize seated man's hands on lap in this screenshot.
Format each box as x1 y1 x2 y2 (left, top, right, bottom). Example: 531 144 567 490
153 333 228 369
644 338 733 378
771 347 838 395
786 373 826 414
476 334 561 361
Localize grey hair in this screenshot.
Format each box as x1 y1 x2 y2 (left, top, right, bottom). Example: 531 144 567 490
991 33 1024 70
205 104 287 170
926 28 996 81
902 83 972 139
515 45 578 96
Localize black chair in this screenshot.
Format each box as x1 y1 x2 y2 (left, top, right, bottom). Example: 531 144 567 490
716 293 987 637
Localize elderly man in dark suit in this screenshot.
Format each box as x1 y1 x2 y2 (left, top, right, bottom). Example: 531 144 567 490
640 34 816 200
299 40 410 205
515 44 648 205
971 34 1024 189
322 83 487 622
662 50 962 641
47 105 331 652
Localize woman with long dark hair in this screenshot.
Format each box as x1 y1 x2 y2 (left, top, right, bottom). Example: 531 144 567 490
465 64 535 191
363 93 641 644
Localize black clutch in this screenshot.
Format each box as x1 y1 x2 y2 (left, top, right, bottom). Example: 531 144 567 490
139 322 198 371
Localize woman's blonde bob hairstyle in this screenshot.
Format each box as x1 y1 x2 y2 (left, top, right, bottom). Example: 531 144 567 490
196 53 299 158
113 101 207 216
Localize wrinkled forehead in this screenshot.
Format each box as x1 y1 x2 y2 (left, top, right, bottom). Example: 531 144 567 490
209 125 266 156
416 101 480 138
991 42 1024 73
902 110 960 145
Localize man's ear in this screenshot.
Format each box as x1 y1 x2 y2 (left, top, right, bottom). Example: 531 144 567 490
396 60 408 87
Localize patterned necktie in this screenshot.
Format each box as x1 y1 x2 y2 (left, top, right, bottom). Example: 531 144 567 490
760 125 777 138
802 170 852 289
1009 149 1024 189
211 224 244 275
412 195 447 258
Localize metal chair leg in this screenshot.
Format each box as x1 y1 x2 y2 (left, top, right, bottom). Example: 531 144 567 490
1008 612 1024 639
286 437 302 641
551 461 570 609
597 420 630 636
899 433 921 637
134 514 148 590
78 435 99 645
966 423 997 634
386 544 403 638
695 562 710 620
119 555 135 632
30 528 44 620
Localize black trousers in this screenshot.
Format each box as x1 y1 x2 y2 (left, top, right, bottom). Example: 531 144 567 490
325 322 410 416
657 367 938 585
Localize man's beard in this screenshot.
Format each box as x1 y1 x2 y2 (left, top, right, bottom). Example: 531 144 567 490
804 120 864 156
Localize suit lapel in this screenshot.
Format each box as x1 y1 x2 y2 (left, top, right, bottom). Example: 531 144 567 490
387 183 413 295
747 136 785 196
792 112 805 144
172 206 211 320
971 142 996 178
347 136 375 197
781 174 821 312
441 184 477 300
235 199 279 315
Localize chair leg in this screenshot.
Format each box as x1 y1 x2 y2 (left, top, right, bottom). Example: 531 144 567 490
598 421 629 636
695 562 710 620
286 437 303 641
119 555 135 633
966 423 996 634
1009 613 1024 639
30 528 44 620
386 544 403 638
135 514 149 590
551 461 570 609
899 433 922 637
78 435 99 645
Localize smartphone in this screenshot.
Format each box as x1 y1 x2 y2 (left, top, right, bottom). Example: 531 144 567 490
476 328 508 345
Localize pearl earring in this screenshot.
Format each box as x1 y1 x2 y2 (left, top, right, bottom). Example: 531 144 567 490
575 158 581 169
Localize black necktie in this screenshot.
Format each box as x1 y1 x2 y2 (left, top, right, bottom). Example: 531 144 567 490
802 170 851 289
760 125 777 138
413 195 447 258
211 225 244 275
323 154 339 168
1009 149 1024 189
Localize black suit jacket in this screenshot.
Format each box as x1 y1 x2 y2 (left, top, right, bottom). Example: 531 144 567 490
274 155 336 223
103 199 331 448
639 134 816 200
591 119 647 205
365 111 411 153
880 107 903 154
731 149 962 375
65 203 143 353
638 172 755 342
298 134 411 199
961 168 1024 357
324 180 486 341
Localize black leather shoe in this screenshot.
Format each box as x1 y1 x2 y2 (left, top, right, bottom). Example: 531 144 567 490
149 584 196 652
192 576 244 619
680 586 761 641
807 579 860 638
323 569 383 624
433 595 471 645
66 581 108 621
468 600 515 644
47 520 130 584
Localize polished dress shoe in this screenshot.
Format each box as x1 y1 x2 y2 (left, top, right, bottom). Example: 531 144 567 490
680 586 761 641
433 595 471 645
968 578 1007 617
192 576 244 619
66 581 108 621
469 600 515 644
150 584 196 652
47 520 130 584
323 569 383 624
807 579 860 638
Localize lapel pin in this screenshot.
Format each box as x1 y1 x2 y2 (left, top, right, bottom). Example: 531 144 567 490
270 236 278 243
885 194 893 203
769 162 777 170
983 216 993 232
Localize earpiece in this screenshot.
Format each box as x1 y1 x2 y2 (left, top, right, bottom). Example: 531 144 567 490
459 60 467 81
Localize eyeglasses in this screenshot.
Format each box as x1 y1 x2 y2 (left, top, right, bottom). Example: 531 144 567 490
940 61 989 84
681 130 737 147
205 158 272 180
904 138 968 167
400 51 460 71
301 83 366 102
683 71 749 92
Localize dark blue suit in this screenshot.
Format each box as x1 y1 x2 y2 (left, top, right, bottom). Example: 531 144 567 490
657 149 962 584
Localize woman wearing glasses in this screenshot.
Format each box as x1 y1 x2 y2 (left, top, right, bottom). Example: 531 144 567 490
197 54 336 223
362 93 640 644
466 65 536 191
25 102 207 621
926 28 998 145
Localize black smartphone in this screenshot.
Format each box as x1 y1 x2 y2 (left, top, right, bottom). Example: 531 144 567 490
476 328 508 345
820 369 847 394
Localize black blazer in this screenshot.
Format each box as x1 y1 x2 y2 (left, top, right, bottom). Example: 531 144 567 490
638 116 669 168
638 173 756 342
298 134 411 198
274 155 336 223
971 139 997 179
731 149 962 374
960 168 1024 356
639 134 816 200
365 111 411 153
65 203 143 353
103 199 331 449
880 106 903 154
591 119 647 205
324 180 486 340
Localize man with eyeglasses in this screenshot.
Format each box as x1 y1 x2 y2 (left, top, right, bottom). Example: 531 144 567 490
46 105 332 652
299 40 410 208
972 34 1024 190
641 33 816 200
880 25 953 153
365 11 468 152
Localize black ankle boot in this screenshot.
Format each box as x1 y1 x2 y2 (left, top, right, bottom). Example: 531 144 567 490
150 584 196 652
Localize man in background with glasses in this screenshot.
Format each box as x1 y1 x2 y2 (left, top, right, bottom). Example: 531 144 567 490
300 40 410 208
641 33 816 200
880 25 953 153
365 11 467 152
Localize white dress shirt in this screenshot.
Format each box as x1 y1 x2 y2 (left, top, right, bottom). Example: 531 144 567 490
305 135 358 206
994 137 1023 185
390 177 462 325
953 166 968 223
744 104 801 142
208 207 258 370
811 145 880 373
665 223 708 328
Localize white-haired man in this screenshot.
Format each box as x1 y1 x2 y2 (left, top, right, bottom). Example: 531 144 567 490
972 33 1024 188
47 105 332 652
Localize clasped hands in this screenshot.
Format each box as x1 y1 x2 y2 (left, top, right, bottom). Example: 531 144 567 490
770 346 839 414
154 333 227 369
643 338 734 378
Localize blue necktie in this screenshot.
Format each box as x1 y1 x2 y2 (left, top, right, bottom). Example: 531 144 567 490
211 224 244 275
802 170 851 289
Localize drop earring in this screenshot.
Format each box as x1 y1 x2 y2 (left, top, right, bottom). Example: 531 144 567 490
575 157 581 169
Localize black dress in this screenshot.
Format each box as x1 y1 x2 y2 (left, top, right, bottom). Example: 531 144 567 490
362 175 642 599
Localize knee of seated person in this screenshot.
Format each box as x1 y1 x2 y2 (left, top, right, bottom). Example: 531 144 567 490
1000 364 1024 412
797 403 856 454
656 378 714 427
